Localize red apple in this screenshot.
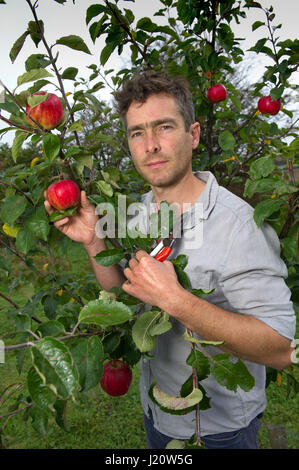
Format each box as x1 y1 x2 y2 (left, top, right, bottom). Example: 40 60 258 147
258 96 281 115
207 84 227 103
100 360 132 397
46 180 80 211
26 92 63 130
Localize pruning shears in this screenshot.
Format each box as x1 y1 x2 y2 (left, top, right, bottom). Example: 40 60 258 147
150 213 185 262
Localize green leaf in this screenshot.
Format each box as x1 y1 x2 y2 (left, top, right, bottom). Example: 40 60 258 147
28 20 44 48
172 263 191 290
27 367 56 413
41 295 59 320
53 400 69 432
49 206 78 223
249 156 275 179
149 382 202 415
78 299 133 327
270 85 284 100
184 331 224 348
253 198 285 227
25 53 50 72
24 206 50 241
218 131 236 152
0 194 27 225
211 354 255 392
16 227 34 254
69 336 104 392
96 180 113 197
61 67 78 80
15 313 31 332
56 35 91 54
230 94 242 113
27 92 48 109
31 337 80 399
17 69 53 86
100 43 116 66
280 237 298 262
252 21 265 31
86 4 107 24
12 131 31 162
191 288 215 299
9 31 29 63
36 320 66 338
132 311 163 353
94 248 125 266
136 17 157 32
186 349 210 381
43 134 61 162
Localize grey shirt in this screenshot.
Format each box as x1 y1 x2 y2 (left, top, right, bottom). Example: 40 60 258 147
136 171 296 439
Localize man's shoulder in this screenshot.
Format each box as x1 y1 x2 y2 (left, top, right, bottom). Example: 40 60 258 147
215 185 255 226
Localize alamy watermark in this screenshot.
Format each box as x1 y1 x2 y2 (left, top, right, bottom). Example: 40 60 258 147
94 195 204 249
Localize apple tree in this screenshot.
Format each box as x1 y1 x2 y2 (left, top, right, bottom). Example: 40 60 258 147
0 0 298 448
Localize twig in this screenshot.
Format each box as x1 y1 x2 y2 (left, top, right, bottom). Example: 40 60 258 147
187 329 201 446
0 114 36 134
0 292 42 324
0 403 33 421
25 0 80 146
4 330 101 353
0 80 45 131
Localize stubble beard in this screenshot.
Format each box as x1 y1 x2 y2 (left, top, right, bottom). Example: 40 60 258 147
136 157 192 190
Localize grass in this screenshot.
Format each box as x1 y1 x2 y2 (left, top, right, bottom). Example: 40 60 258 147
0 241 298 449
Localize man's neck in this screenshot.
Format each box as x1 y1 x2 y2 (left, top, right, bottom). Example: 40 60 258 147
151 171 206 213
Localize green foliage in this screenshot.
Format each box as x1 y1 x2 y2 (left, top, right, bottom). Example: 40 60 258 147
0 0 298 448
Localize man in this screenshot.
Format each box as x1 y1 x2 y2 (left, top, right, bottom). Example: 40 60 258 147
44 71 296 449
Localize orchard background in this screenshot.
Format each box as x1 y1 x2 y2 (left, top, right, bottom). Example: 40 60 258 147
0 0 298 449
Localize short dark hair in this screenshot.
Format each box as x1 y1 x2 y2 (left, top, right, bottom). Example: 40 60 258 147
113 70 195 131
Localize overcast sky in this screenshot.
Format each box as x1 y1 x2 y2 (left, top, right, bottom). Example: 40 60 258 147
0 0 298 144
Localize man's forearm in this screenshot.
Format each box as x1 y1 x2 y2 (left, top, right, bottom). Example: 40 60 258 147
84 238 126 291
162 286 293 370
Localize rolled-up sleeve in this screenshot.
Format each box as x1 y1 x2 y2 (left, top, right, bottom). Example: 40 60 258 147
219 217 296 340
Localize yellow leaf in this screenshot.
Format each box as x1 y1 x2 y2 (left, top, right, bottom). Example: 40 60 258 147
70 297 75 302
65 92 72 96
2 223 21 238
254 110 260 117
277 372 282 387
57 289 63 296
30 157 39 168
42 263 48 271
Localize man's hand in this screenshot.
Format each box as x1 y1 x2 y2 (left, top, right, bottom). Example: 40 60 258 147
122 250 183 309
44 190 99 246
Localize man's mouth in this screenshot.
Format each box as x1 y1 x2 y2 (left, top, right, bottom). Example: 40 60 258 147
146 161 168 169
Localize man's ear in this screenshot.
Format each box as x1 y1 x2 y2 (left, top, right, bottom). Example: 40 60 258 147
190 122 200 149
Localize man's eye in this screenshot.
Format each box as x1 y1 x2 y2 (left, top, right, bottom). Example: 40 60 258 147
131 131 142 138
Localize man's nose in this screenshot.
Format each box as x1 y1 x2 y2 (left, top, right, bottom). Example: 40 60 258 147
145 131 161 153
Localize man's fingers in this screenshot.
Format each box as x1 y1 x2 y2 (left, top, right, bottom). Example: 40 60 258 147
81 190 94 210
135 250 150 262
55 217 69 229
44 200 54 215
128 258 138 270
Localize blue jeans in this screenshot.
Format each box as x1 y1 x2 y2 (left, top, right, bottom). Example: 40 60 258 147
144 408 262 449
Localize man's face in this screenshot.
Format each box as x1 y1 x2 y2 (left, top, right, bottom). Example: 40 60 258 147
126 93 200 189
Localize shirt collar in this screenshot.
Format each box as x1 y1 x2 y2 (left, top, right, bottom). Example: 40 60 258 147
142 171 219 230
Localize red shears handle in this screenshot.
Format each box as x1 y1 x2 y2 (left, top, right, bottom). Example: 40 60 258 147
154 246 172 262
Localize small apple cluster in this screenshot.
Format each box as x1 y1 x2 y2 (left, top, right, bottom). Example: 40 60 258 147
207 83 281 115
